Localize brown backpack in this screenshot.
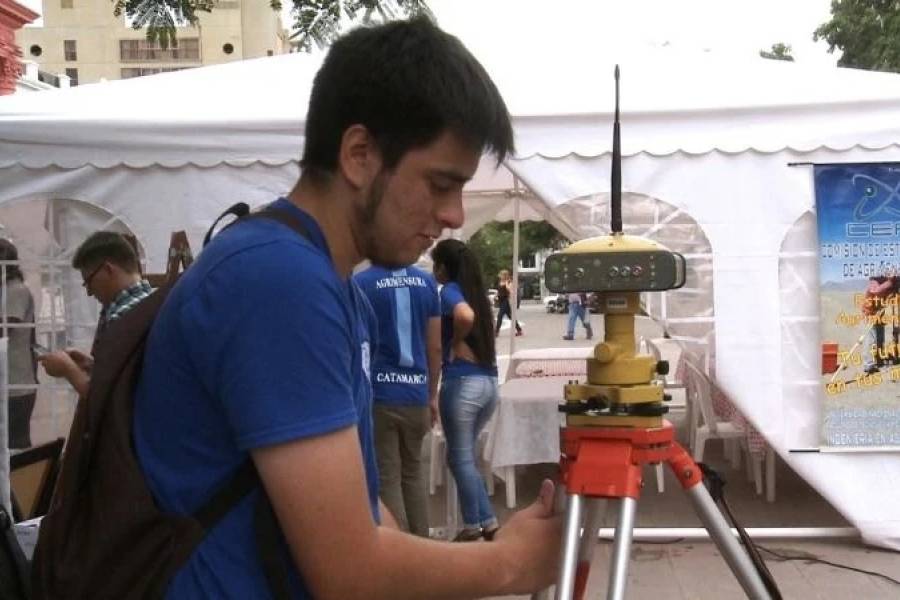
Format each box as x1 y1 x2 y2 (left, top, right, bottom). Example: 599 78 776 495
31 205 307 599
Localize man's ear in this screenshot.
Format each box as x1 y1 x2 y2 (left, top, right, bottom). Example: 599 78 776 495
338 124 382 190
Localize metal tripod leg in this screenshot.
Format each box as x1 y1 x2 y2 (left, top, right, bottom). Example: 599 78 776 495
554 493 584 600
606 497 638 600
532 495 608 600
572 498 607 599
685 481 772 600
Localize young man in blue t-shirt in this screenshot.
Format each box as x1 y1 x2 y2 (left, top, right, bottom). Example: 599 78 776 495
354 264 441 537
133 17 561 600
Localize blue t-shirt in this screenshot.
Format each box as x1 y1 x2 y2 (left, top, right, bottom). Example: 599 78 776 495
133 198 379 600
439 281 497 379
354 265 440 406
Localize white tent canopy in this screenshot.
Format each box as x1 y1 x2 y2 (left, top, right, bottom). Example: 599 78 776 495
2 44 900 550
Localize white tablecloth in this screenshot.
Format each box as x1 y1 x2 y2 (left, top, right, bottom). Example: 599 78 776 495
485 375 573 470
505 347 593 381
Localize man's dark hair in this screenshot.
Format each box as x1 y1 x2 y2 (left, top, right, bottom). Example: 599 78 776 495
72 232 140 274
301 16 513 182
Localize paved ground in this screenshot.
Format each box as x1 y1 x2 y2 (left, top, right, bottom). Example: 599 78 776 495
431 302 900 599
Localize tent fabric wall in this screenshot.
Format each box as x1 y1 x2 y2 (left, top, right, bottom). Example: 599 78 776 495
3 48 900 549
0 163 527 270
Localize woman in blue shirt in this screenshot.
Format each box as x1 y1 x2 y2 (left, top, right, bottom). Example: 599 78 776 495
430 239 499 542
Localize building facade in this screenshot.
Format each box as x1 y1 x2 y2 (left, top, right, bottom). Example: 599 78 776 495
0 0 38 94
17 0 286 85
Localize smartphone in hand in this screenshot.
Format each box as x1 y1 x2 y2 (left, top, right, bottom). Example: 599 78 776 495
32 342 50 357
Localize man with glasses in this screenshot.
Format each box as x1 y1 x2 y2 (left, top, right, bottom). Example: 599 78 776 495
38 231 153 396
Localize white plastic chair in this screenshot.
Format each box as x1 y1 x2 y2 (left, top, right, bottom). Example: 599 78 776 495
427 423 495 497
639 337 685 494
683 357 773 501
683 359 748 462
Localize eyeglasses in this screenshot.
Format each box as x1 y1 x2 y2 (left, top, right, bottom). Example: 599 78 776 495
81 262 106 289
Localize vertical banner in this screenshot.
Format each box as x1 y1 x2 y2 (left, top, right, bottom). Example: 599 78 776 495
816 164 900 451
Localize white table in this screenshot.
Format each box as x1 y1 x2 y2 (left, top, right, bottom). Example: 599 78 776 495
505 346 594 382
485 375 573 508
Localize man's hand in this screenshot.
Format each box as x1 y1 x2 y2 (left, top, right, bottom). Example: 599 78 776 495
37 350 91 396
66 348 93 372
493 479 563 594
37 350 79 378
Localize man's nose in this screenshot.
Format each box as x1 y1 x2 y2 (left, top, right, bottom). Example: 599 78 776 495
437 193 465 230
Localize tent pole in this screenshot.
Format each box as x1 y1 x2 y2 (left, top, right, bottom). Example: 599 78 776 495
509 179 522 361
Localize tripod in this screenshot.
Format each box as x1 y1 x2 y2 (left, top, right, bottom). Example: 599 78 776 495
534 421 772 600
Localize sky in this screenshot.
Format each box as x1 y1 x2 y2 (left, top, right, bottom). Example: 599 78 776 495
19 0 840 66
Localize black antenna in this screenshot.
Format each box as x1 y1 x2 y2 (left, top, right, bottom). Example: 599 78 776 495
611 64 623 234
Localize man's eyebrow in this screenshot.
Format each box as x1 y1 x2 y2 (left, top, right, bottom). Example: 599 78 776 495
428 168 471 184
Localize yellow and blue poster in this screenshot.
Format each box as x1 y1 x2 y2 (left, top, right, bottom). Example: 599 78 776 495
816 163 900 451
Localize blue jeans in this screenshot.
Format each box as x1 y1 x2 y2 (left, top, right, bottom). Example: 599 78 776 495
440 374 498 529
566 302 591 337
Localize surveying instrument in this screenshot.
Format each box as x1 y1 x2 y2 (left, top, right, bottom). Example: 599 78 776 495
533 68 775 600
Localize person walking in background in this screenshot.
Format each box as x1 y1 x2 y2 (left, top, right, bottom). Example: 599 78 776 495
431 239 500 542
0 239 38 449
562 292 593 341
495 268 522 337
354 263 441 537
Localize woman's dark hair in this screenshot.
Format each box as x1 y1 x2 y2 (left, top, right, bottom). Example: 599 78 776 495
431 239 496 367
0 239 24 282
301 16 513 184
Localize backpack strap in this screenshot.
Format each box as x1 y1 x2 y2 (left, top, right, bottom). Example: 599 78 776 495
245 204 312 241
255 497 292 600
202 202 251 247
203 202 312 248
191 461 257 531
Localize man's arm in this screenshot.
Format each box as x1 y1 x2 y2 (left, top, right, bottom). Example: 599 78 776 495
426 316 442 426
252 427 561 600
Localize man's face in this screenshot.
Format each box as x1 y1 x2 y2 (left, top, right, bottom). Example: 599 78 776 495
80 262 117 306
357 131 478 268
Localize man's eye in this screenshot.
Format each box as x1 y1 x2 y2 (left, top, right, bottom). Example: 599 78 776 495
429 178 455 194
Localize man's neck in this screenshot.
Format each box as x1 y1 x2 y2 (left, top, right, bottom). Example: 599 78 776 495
286 181 362 278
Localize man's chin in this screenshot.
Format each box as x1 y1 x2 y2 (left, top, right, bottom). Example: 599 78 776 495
367 250 418 270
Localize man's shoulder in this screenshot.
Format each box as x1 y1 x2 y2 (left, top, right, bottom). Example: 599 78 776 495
205 220 331 278
169 225 338 318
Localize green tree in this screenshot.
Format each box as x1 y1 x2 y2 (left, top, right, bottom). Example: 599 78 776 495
113 0 431 50
468 221 567 288
814 0 900 71
759 42 794 62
